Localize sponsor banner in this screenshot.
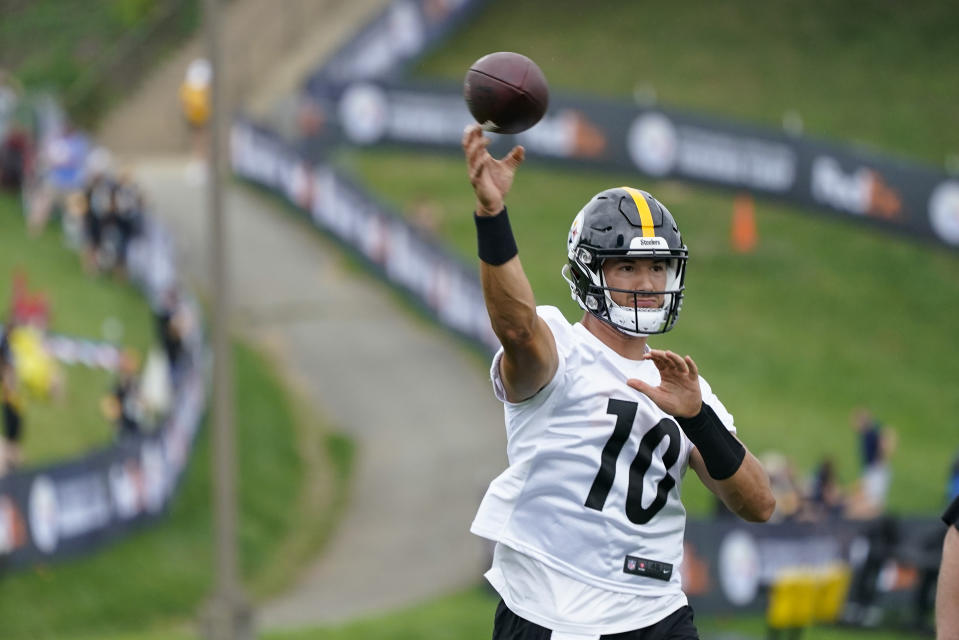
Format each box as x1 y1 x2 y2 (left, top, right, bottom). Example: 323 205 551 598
0 376 204 570
305 78 959 250
683 517 942 616
231 118 500 355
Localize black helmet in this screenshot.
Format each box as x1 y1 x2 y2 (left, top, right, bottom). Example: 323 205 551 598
561 186 688 335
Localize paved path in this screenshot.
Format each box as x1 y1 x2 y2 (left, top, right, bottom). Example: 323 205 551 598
132 158 506 630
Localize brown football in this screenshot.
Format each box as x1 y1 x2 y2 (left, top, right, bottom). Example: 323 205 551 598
463 51 549 134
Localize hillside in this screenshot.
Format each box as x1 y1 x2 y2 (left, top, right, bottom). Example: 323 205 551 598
338 0 959 515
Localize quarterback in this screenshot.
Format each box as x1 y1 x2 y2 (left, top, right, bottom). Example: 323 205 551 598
462 123 775 640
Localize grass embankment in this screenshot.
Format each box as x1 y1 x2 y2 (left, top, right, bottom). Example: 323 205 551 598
335 0 959 516
0 336 353 640
0 195 352 638
0 0 200 126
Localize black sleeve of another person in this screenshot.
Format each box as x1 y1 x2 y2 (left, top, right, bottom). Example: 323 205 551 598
943 495 959 529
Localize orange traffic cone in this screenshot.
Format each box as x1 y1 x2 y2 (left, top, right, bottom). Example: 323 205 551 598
731 193 757 253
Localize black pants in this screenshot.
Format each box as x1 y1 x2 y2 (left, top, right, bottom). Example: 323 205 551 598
492 600 699 640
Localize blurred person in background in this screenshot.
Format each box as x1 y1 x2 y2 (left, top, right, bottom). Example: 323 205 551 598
7 278 64 403
178 57 211 181
27 122 89 236
0 323 24 473
462 124 774 640
806 455 845 521
938 495 959 640
101 348 144 440
0 70 30 192
109 170 145 278
153 286 191 388
846 407 896 519
62 190 90 251
759 451 804 522
841 515 901 628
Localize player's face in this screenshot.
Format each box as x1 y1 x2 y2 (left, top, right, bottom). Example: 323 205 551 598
602 258 668 308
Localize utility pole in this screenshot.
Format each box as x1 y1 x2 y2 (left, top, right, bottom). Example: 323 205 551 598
203 0 252 638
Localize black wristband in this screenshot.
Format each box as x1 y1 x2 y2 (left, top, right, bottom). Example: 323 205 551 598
676 403 746 480
474 207 518 266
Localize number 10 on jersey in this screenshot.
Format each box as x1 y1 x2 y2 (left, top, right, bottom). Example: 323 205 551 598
584 399 682 525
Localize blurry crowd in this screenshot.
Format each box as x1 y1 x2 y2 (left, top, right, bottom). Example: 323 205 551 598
0 75 196 475
747 408 959 633
746 408 902 525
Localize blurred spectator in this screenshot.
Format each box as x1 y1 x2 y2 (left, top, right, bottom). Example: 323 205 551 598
0 324 24 473
0 70 30 192
7 272 63 402
107 170 146 278
760 451 804 522
806 456 845 521
846 408 897 519
8 321 63 402
154 287 192 388
938 495 959 639
62 190 89 251
139 346 172 424
178 57 211 181
27 122 90 235
100 348 143 439
82 160 118 274
10 270 50 330
840 515 901 628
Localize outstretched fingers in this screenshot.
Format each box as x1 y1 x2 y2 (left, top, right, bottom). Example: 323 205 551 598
504 145 525 169
645 349 697 381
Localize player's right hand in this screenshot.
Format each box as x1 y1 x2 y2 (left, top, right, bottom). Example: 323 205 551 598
462 124 524 217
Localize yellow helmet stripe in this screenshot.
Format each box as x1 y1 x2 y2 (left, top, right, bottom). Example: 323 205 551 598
620 187 656 238
620 186 655 237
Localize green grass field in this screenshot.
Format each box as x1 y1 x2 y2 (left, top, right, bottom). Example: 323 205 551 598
333 0 959 516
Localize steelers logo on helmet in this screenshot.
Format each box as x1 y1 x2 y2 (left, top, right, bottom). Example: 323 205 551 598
561 186 688 335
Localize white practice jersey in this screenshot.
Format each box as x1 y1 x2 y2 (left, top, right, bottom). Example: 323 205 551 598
471 306 737 599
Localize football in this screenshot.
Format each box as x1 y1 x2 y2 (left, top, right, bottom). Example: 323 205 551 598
463 51 549 134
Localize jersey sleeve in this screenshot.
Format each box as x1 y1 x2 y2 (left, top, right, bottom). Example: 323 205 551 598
490 306 571 406
698 375 737 436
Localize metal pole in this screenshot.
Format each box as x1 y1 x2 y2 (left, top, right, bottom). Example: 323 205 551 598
203 0 251 638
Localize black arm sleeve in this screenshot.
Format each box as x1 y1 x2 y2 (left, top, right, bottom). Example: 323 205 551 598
676 403 746 481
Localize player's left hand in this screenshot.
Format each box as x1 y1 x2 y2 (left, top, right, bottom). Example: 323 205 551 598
627 349 703 419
